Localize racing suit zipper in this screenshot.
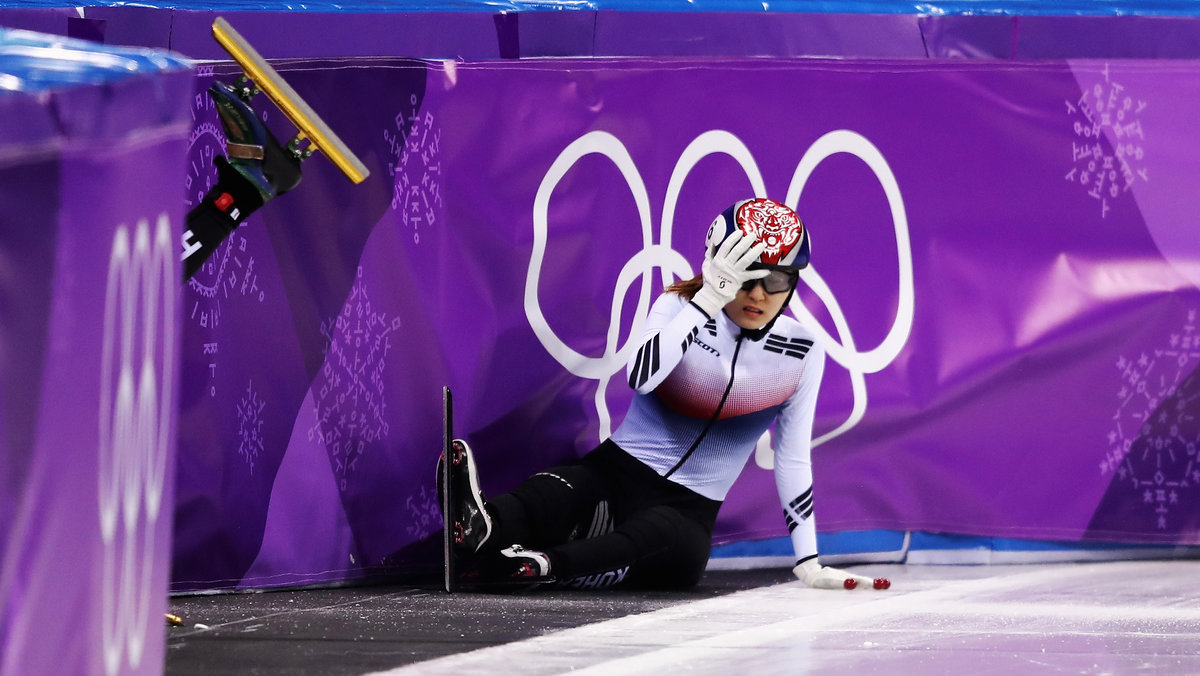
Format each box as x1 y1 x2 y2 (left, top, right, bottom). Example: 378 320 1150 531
665 332 744 478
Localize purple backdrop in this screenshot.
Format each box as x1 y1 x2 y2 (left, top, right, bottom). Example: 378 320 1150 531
1 66 190 675
166 55 1200 591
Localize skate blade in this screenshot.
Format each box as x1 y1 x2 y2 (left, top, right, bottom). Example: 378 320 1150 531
211 17 369 184
442 386 455 593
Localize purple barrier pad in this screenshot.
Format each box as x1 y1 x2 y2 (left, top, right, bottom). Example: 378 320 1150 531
164 9 507 59
1 62 191 674
0 8 76 34
437 56 1200 550
0 119 58 554
594 11 927 58
168 54 1200 592
512 9 597 58
23 8 929 60
920 15 1016 58
1016 16 1200 58
83 6 174 50
171 57 433 591
923 15 1200 58
0 91 60 147
17 7 506 60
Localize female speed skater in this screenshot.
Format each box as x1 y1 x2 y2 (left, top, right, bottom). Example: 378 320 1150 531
442 197 889 592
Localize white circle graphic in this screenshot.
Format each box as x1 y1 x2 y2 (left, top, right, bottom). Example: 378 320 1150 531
786 130 914 376
525 129 914 446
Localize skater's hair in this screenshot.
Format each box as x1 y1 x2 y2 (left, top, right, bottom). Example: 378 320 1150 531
665 274 703 300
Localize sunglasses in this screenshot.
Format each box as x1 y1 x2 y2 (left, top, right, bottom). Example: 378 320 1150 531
741 269 798 295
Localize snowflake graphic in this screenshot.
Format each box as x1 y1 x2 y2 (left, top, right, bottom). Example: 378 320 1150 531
1105 309 1200 529
236 380 265 475
386 92 443 244
308 266 402 489
1064 62 1149 219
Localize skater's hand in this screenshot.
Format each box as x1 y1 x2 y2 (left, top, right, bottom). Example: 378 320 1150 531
691 230 769 318
793 559 886 591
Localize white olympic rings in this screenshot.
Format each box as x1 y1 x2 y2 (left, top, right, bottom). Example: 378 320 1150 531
526 129 914 446
98 214 175 676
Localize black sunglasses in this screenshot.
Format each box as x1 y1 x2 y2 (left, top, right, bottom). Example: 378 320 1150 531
741 269 798 295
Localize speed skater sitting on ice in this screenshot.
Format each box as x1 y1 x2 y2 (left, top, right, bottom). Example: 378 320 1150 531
441 198 890 591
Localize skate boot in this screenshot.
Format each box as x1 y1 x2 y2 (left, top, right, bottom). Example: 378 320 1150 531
210 79 303 202
499 545 554 583
437 439 494 555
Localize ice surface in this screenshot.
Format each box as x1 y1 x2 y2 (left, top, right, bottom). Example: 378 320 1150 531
370 561 1200 675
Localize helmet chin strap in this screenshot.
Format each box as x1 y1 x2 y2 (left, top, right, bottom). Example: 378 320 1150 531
739 323 772 342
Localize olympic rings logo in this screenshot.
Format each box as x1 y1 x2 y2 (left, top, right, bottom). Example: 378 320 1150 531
525 129 914 450
98 215 175 675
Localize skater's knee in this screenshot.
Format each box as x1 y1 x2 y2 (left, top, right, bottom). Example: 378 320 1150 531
498 463 609 547
512 464 603 501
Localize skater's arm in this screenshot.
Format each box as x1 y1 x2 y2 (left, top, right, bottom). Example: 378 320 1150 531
772 345 824 567
625 293 710 394
772 349 887 591
627 230 767 393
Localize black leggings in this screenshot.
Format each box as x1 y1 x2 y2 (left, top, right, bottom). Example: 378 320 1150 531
486 440 721 589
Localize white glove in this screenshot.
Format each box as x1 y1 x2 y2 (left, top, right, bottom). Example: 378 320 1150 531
793 559 888 591
690 230 769 318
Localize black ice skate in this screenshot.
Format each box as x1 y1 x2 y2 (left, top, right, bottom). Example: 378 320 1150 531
210 78 303 203
440 386 502 592
438 438 494 556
